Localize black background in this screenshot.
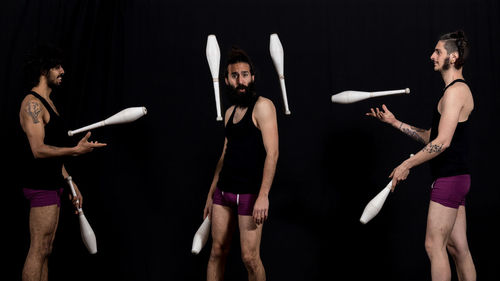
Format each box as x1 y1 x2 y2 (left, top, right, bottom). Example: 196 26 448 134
1 0 499 280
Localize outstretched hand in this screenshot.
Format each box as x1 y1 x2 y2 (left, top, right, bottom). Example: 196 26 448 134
366 104 397 126
74 131 107 155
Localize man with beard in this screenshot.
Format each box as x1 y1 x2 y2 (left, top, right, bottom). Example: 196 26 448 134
203 47 279 281
19 44 106 281
367 30 476 281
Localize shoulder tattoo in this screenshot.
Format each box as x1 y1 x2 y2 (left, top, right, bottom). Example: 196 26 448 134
26 101 42 124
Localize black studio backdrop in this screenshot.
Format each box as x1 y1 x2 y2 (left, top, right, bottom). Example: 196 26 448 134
1 0 499 280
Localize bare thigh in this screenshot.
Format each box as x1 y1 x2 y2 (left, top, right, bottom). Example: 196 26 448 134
447 206 469 253
29 205 60 250
238 215 263 256
211 204 237 249
426 201 458 247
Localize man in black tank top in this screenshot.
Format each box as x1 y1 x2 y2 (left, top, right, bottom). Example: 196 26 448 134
203 47 279 281
19 44 106 281
366 30 476 281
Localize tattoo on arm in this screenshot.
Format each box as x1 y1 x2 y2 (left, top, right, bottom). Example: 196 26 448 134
423 142 443 153
401 126 427 144
26 101 42 124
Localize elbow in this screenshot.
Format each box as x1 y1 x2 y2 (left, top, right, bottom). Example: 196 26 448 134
441 142 450 151
32 151 42 159
31 145 45 159
267 150 279 162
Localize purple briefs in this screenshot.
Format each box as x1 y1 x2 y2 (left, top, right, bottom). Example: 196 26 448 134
213 187 258 216
431 174 470 209
23 188 64 208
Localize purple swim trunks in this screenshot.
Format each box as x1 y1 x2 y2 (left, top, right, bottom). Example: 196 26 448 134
430 174 470 209
213 187 258 216
23 188 64 208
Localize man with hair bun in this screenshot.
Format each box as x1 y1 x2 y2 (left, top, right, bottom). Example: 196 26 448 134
203 46 279 281
367 30 476 281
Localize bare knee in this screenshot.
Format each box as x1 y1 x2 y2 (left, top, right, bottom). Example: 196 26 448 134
209 243 230 261
241 250 261 272
30 235 54 259
447 239 470 260
425 235 445 258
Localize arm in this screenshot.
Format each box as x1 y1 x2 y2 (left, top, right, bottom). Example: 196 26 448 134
367 104 431 144
253 98 279 225
203 106 234 219
63 165 82 213
389 88 466 189
19 96 106 159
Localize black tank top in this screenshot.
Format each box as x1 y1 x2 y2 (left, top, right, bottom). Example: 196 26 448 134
19 91 70 190
429 79 470 180
217 99 267 194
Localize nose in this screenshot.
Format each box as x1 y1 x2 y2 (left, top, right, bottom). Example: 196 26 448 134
237 75 244 85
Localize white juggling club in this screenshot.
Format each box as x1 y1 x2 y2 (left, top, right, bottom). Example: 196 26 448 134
360 154 414 224
269 33 291 115
360 181 392 224
66 176 97 254
206 35 223 121
331 88 410 104
191 217 211 255
68 107 147 136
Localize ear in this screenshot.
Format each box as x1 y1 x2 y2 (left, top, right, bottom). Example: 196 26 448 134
450 52 459 64
251 75 255 82
225 77 229 85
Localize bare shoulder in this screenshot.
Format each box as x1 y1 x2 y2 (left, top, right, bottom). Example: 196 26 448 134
441 81 474 115
444 82 471 100
20 94 45 117
254 97 276 114
253 97 277 126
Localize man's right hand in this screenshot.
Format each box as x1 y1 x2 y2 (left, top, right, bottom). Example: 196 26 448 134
203 197 213 220
366 104 398 126
74 131 107 155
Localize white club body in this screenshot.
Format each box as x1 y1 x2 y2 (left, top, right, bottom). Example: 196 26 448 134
269 33 291 115
331 88 410 104
68 106 147 136
191 217 211 255
206 35 223 121
360 181 392 224
66 176 97 254
360 154 414 224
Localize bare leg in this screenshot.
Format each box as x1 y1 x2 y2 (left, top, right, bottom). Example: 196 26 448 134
239 216 265 281
447 206 476 281
22 205 60 281
207 204 236 281
425 201 458 281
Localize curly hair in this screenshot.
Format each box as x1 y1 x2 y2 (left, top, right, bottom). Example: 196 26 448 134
439 30 469 69
23 44 64 89
224 46 255 78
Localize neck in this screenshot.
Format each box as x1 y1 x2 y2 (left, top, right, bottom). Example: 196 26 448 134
440 67 464 87
31 78 52 100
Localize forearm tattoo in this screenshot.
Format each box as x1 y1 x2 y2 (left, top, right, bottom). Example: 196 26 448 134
402 126 426 144
399 122 427 144
26 101 42 124
423 142 443 153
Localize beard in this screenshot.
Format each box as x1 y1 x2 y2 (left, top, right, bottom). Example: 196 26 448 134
225 81 257 107
441 57 451 71
46 72 63 89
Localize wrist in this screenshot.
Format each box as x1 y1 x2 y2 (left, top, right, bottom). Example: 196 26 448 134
391 119 401 128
